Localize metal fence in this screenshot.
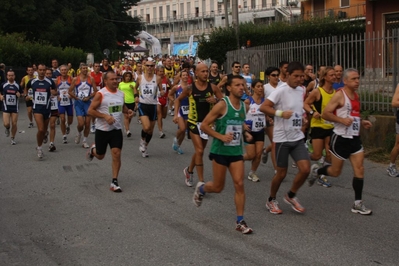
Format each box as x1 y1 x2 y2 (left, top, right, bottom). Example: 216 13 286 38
225 29 399 112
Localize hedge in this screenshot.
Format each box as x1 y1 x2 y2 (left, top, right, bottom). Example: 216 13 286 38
0 33 86 67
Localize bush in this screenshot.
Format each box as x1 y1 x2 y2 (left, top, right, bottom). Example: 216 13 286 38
0 33 86 67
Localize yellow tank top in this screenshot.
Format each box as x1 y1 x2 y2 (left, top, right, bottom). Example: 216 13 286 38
311 87 335 129
164 67 174 79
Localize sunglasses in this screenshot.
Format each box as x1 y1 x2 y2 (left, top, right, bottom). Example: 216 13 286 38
234 66 241 68
269 74 279 77
146 65 154 67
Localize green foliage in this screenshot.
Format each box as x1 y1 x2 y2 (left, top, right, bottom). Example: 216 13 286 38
0 0 143 57
198 17 365 64
0 33 86 67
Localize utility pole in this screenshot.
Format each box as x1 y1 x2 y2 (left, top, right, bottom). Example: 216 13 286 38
223 0 229 28
231 0 240 49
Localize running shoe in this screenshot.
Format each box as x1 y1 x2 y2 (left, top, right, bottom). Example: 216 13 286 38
261 149 269 164
317 175 332 188
141 149 149 158
284 194 305 213
193 181 205 207
309 164 320 187
177 147 184 155
90 124 96 133
110 182 122 193
43 131 48 144
28 122 34 128
5 128 10 137
11 138 16 145
127 130 132 138
37 147 43 159
235 220 253 234
49 143 56 152
82 142 89 149
247 172 260 182
266 199 283 214
75 133 81 144
317 156 325 167
351 201 372 215
159 131 165 138
386 165 399 177
63 136 68 144
139 139 146 152
168 109 173 116
183 166 193 187
172 137 178 151
66 125 70 135
86 144 95 162
291 162 297 168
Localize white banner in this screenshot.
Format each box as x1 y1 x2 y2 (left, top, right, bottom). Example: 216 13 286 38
136 31 162 55
188 35 194 56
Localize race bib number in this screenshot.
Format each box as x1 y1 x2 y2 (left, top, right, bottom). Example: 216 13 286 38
78 91 86 100
289 112 302 129
346 117 360 136
6 94 17 106
142 84 154 96
108 103 123 115
181 105 189 115
224 125 242 146
196 122 209 140
35 91 47 105
60 90 70 106
252 117 266 131
50 96 58 110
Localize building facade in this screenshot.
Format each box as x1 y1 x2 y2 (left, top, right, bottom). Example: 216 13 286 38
300 0 366 20
129 0 301 54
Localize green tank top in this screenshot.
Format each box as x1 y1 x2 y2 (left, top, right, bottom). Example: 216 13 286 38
210 97 246 156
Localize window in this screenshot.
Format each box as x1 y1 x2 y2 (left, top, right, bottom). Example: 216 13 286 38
187 2 191 17
180 3 184 18
244 1 247 8
210 0 214 13
272 0 276 6
173 10 177 19
159 6 163 20
134 10 137 17
166 5 170 19
146 14 150 23
340 0 349 7
195 7 199 17
262 0 267 8
202 0 206 15
153 7 157 20
140 9 144 16
251 0 256 9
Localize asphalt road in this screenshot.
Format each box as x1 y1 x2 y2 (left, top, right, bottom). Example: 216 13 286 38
1 101 398 266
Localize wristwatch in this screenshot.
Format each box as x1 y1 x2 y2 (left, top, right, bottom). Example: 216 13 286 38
309 110 314 115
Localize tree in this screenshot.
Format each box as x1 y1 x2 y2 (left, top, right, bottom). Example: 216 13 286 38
0 0 143 57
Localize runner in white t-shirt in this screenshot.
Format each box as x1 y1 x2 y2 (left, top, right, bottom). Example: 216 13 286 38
260 61 311 215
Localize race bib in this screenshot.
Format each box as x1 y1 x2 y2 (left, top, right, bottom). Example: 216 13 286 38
346 117 360 136
289 112 302 129
142 84 154 96
50 96 58 110
252 116 266 131
224 125 242 146
6 94 17 106
181 105 189 115
35 91 47 105
196 122 209 140
60 90 70 106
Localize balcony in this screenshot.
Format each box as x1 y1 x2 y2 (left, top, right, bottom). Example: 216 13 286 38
144 11 217 25
302 3 366 20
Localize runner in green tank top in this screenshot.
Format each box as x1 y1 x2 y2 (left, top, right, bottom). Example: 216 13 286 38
193 75 253 234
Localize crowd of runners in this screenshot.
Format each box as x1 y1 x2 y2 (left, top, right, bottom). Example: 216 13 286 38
2 55 396 235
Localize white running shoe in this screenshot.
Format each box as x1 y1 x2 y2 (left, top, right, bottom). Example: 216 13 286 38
82 142 89 149
75 133 82 144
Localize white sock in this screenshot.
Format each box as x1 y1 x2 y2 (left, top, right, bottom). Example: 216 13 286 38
83 137 87 142
389 163 395 167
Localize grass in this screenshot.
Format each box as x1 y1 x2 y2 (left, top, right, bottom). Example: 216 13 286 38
364 146 391 163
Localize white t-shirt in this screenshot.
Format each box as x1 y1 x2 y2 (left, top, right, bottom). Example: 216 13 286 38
264 83 278 99
267 83 305 143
